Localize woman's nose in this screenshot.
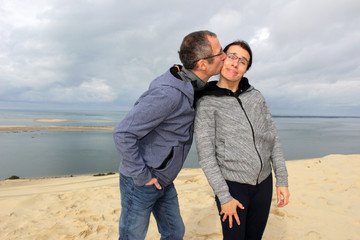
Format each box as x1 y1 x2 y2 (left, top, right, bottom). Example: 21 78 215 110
231 59 238 67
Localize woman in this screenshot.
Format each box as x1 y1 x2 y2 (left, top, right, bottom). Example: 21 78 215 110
194 40 290 240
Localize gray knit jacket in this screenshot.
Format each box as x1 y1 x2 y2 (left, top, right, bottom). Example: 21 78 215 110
194 79 288 205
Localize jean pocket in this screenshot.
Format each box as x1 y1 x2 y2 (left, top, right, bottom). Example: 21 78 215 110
134 184 158 197
120 175 129 185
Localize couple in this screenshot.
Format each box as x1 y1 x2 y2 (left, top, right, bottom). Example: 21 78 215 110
113 30 290 240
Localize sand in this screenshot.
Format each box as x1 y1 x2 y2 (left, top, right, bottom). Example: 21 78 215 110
1 154 359 240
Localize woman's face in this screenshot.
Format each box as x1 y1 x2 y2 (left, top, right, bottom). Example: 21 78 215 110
221 45 250 83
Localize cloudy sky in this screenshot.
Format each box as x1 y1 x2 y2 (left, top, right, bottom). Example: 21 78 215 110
1 0 360 116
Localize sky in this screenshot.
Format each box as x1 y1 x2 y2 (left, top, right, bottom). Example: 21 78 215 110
1 0 360 116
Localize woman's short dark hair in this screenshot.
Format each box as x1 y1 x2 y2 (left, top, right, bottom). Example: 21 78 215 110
224 40 253 70
178 30 217 70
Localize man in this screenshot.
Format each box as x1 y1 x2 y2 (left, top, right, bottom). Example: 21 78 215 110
113 30 225 240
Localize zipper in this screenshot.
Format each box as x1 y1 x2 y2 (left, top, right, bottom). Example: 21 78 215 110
235 98 263 184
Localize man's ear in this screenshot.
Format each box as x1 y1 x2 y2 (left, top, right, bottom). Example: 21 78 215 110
197 59 207 71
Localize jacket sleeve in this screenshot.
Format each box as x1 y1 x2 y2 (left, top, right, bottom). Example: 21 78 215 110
263 100 289 187
113 86 179 186
194 99 233 205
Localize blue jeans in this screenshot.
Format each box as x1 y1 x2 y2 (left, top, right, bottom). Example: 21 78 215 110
119 174 185 240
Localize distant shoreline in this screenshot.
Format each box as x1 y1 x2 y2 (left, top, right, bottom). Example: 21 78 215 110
0 125 114 131
1 109 359 120
1 114 360 132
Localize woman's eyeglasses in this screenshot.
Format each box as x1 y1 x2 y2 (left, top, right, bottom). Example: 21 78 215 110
226 52 249 65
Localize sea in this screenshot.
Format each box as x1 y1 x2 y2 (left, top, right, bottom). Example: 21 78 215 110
1 109 360 180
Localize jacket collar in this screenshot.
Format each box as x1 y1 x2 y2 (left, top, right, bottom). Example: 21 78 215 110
198 77 251 98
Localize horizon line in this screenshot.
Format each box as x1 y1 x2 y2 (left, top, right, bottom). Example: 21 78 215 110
273 115 360 119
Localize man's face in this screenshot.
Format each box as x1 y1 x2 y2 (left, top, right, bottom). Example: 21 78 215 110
205 36 226 79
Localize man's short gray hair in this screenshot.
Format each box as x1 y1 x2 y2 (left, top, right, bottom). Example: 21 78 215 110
178 30 217 70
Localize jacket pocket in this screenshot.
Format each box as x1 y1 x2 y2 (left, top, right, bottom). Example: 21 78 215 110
152 146 184 187
155 147 174 170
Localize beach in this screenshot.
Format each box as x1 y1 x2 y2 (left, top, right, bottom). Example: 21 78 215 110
1 154 359 239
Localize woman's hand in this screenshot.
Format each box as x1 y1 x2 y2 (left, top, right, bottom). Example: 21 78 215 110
220 199 245 228
276 186 290 207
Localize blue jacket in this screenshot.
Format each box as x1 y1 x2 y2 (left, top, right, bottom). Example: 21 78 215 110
113 66 195 187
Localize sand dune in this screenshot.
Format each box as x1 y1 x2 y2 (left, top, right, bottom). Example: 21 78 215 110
1 154 359 239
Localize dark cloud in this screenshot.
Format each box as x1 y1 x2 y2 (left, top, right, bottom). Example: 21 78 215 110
1 0 359 116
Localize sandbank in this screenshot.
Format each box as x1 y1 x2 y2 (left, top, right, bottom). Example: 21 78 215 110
0 125 114 131
34 119 72 122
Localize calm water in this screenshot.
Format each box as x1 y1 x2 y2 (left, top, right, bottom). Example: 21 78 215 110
1 110 359 179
